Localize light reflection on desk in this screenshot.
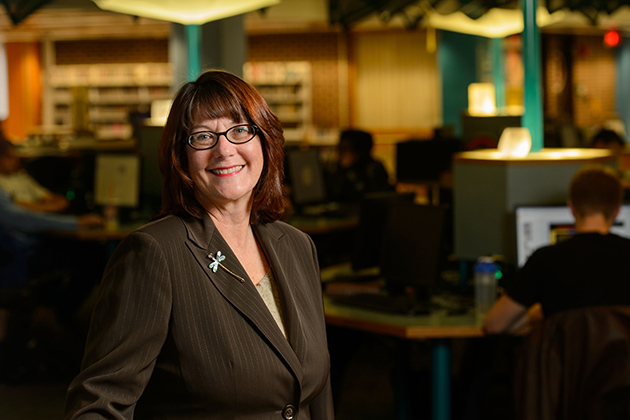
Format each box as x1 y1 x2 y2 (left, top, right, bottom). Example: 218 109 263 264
47 222 145 241
287 215 358 236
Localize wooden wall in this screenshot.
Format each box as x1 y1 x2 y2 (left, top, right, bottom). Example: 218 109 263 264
352 30 441 137
4 42 41 141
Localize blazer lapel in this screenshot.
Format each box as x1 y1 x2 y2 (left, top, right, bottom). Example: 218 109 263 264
182 215 304 386
254 223 309 363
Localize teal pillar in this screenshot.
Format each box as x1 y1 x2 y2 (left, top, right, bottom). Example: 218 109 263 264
439 31 479 137
432 340 451 420
492 38 505 111
171 18 246 88
616 38 630 142
186 24 201 81
521 0 544 152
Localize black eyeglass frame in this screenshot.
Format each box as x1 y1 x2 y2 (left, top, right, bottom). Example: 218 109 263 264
186 124 259 150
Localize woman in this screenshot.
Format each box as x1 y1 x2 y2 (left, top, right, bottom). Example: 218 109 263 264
65 70 334 419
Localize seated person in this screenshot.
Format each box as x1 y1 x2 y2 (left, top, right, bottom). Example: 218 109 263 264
325 129 393 202
484 165 630 334
0 134 104 366
0 135 69 213
590 128 625 153
0 134 102 256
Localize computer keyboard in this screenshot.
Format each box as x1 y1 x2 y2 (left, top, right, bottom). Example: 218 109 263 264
328 273 382 283
330 293 431 316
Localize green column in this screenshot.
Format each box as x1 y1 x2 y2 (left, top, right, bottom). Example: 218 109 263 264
617 38 630 142
186 24 201 81
521 0 543 152
492 37 505 111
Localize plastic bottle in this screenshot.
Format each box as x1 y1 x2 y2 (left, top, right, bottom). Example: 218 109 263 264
474 257 498 317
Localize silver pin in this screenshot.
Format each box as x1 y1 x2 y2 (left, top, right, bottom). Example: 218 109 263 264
208 251 245 283
208 251 225 272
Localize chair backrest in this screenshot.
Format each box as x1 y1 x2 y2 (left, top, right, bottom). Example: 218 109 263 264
515 306 630 420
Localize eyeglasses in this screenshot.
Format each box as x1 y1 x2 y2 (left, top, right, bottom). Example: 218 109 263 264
186 124 258 150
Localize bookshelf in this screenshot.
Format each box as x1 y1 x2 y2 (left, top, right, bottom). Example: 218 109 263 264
46 63 172 140
243 61 312 143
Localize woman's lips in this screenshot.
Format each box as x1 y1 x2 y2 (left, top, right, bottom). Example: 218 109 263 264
210 165 244 176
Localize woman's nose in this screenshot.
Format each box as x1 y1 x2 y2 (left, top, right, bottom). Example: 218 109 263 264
212 134 235 158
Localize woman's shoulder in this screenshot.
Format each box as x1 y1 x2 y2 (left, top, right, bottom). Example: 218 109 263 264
258 220 311 242
132 214 190 240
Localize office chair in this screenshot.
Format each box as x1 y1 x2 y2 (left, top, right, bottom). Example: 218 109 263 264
515 306 630 420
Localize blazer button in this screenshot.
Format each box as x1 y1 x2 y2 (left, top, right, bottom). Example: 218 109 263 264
282 404 296 419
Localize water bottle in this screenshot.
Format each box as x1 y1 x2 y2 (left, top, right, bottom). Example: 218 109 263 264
474 257 498 317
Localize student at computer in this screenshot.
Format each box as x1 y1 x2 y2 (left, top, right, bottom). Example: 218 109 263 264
0 135 104 286
325 129 393 202
0 134 104 381
484 165 630 334
0 131 70 213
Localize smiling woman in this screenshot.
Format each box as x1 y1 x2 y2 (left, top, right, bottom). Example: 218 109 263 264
65 70 334 420
185 116 265 214
159 70 286 224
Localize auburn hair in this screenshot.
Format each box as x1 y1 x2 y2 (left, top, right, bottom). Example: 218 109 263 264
157 70 286 224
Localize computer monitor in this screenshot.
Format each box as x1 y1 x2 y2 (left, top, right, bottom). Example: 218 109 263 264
286 149 327 207
461 114 522 149
515 204 630 267
350 191 415 271
396 138 461 183
379 200 445 301
94 153 140 207
137 124 164 216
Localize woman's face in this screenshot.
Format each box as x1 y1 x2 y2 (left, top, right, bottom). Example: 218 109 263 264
186 116 264 212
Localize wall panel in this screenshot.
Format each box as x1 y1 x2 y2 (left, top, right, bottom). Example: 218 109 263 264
353 30 441 133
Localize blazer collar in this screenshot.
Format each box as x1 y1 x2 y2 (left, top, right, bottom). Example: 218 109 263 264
182 214 305 386
255 223 309 363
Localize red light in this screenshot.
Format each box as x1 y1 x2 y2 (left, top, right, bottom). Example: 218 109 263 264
604 30 621 47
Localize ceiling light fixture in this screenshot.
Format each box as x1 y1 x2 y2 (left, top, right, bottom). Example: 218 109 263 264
92 0 280 26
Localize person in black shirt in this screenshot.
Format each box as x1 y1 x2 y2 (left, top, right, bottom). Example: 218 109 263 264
484 164 630 334
325 129 393 202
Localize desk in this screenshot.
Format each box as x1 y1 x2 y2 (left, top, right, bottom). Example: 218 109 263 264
47 222 143 241
16 139 136 159
324 296 483 420
289 216 358 267
47 222 146 258
288 215 358 236
51 218 356 241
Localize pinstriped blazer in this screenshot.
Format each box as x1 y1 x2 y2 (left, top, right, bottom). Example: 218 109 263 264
64 213 334 420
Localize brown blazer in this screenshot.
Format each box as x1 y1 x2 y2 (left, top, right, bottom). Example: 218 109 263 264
65 214 334 420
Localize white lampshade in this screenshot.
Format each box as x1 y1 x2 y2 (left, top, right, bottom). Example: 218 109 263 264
92 0 281 25
498 127 532 158
468 83 496 117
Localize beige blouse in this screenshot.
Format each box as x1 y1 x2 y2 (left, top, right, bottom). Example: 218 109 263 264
255 270 287 339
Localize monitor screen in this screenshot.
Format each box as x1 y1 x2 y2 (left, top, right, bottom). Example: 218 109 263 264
515 204 630 267
137 124 163 215
396 138 461 183
286 149 327 206
350 191 415 270
379 201 445 300
94 153 140 207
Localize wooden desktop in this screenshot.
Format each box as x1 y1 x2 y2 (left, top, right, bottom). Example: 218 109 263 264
322 262 483 420
47 222 144 241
